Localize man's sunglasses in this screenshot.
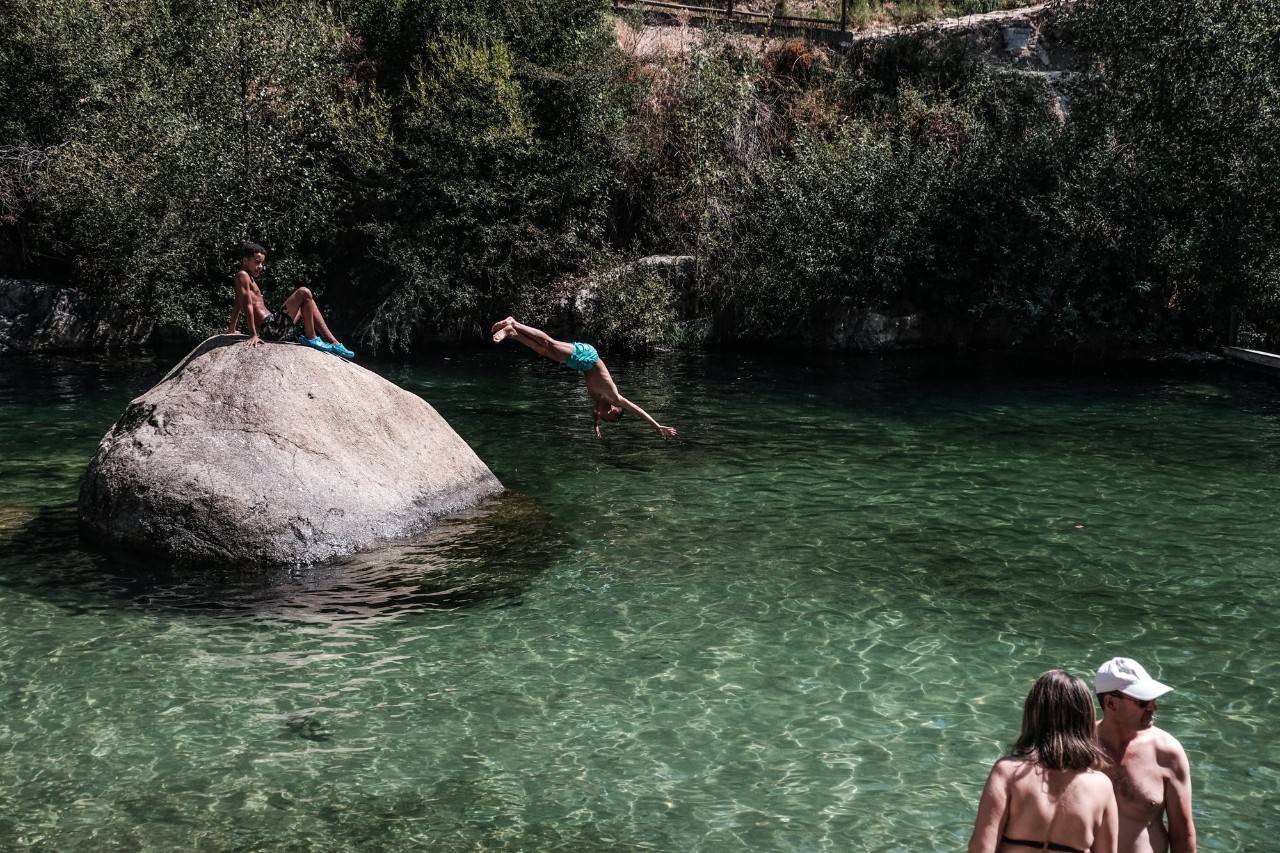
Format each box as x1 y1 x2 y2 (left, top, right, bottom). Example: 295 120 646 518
1109 692 1155 710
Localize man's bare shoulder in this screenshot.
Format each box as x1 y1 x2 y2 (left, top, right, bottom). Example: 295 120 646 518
233 270 252 287
1146 725 1191 765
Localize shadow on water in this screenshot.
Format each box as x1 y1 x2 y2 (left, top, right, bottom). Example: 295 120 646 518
0 491 566 624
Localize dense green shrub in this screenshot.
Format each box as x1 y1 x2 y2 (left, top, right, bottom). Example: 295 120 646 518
610 36 775 253
695 38 1064 344
320 0 626 349
1053 0 1280 345
692 0 1279 350
581 260 688 353
0 0 620 345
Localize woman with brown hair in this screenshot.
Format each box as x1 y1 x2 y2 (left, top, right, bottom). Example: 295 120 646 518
969 670 1118 853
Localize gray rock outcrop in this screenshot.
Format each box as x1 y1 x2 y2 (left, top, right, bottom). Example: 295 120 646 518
0 278 155 353
830 309 930 352
78 335 503 566
555 254 697 332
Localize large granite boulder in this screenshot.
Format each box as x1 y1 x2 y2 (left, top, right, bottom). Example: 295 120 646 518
79 336 503 566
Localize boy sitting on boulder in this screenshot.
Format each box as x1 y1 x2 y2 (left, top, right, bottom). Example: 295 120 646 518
491 317 677 439
227 242 355 359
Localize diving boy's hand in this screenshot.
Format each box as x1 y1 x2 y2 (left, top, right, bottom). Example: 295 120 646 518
656 425 677 439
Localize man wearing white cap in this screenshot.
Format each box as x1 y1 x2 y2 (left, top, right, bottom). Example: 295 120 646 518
1094 657 1196 853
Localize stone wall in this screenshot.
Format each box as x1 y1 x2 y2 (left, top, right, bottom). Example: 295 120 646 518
0 278 154 353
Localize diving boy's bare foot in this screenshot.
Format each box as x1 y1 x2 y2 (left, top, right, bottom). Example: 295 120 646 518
491 317 516 343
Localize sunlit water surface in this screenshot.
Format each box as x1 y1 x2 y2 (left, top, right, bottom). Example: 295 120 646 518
1 348 1278 851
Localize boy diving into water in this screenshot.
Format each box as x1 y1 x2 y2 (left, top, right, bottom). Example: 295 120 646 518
228 242 355 359
491 317 677 439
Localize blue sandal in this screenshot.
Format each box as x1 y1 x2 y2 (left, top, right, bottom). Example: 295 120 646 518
297 334 334 354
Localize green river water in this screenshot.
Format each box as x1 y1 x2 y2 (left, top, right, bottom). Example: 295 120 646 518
1 348 1278 851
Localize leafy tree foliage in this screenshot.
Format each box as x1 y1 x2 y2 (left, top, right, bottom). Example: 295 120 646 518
696 0 1280 350
1056 0 1280 344
1 0 348 325
0 0 1275 353
0 0 618 342
330 0 624 348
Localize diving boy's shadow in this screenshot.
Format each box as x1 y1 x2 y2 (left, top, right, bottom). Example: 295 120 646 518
2 491 562 624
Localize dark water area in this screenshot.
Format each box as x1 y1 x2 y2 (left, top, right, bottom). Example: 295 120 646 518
2 346 1278 850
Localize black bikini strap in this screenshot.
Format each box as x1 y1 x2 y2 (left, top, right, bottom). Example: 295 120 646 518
1000 837 1084 853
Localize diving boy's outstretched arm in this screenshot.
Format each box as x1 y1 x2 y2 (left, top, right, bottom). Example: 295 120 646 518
616 395 677 438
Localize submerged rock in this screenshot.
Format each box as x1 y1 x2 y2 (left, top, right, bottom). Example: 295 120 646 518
0 505 38 541
78 335 503 566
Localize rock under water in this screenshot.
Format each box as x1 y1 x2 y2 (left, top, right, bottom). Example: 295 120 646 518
78 335 503 566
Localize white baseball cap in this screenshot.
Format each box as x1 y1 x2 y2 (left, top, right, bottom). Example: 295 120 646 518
1095 657 1173 701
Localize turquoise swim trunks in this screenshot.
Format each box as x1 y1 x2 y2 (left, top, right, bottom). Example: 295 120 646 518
565 342 599 372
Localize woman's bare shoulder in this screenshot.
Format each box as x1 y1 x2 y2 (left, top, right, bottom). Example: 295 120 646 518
991 756 1035 780
1079 767 1115 793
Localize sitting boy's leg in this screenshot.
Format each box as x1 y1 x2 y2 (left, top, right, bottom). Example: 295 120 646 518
283 287 318 339
283 287 356 358
284 286 342 343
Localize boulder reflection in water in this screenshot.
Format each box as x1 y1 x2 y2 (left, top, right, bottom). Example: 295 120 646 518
5 491 558 624
258 491 555 623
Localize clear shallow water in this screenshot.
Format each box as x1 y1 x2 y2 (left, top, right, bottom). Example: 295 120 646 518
2 348 1279 851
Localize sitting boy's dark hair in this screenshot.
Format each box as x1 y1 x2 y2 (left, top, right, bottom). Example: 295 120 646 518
239 241 267 259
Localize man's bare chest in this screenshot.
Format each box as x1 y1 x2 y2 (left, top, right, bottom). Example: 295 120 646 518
1108 758 1165 818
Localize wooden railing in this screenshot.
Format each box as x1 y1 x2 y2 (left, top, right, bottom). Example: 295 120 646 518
613 0 853 32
